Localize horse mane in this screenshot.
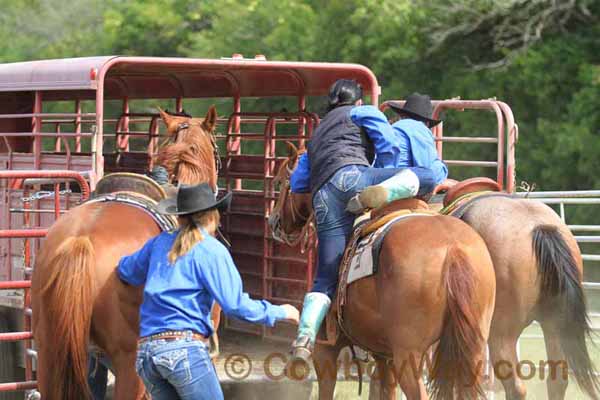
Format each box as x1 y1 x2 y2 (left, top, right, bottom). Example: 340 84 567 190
162 109 192 118
155 122 217 187
273 148 306 187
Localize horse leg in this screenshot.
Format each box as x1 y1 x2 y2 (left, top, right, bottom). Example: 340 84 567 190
488 333 527 400
540 320 569 400
391 349 427 400
112 350 146 400
368 357 397 400
312 341 344 400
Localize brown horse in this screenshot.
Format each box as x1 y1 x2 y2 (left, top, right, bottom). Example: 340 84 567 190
459 195 599 400
270 144 497 400
31 107 219 399
273 144 599 400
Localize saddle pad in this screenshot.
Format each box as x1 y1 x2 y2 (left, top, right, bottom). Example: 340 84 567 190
347 212 434 285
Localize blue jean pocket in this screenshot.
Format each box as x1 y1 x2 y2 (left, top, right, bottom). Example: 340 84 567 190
152 348 191 386
331 166 361 192
313 190 329 225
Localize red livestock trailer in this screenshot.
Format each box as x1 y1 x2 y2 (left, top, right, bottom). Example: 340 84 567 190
0 56 518 397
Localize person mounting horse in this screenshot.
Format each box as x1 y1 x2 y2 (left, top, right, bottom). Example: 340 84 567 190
287 79 441 364
289 90 599 399
31 107 230 400
271 99 495 398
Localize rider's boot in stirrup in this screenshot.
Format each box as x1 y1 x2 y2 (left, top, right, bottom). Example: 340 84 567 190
287 292 331 379
346 169 420 214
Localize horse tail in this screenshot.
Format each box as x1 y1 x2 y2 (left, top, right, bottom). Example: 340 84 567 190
37 236 95 400
533 224 600 399
430 246 486 400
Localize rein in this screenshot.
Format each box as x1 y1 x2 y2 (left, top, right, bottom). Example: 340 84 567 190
270 159 315 253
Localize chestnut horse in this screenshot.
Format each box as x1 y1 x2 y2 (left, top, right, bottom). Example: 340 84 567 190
273 144 599 400
270 144 497 400
31 107 220 399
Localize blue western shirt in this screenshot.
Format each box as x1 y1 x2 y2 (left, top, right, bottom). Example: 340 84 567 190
290 106 448 192
391 119 448 185
117 230 287 338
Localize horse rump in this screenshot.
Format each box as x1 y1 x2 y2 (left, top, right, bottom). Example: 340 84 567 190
533 224 600 399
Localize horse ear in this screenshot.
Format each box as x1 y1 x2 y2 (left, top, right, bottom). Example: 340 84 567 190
286 141 298 158
203 106 218 131
158 107 172 124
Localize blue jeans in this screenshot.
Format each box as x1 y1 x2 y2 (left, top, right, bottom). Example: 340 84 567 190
311 165 435 297
136 332 223 400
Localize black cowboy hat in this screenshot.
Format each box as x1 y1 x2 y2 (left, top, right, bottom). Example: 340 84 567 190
157 182 232 215
388 93 441 127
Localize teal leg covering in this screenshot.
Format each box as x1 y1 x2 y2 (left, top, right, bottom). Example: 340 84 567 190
295 292 331 345
347 169 421 213
377 169 420 202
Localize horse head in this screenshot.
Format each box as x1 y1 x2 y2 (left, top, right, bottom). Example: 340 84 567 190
155 106 220 189
269 141 313 250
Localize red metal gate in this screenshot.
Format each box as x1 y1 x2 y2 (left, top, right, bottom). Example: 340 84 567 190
0 170 90 395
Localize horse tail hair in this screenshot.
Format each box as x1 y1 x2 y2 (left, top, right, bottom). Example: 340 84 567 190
533 224 600 399
37 236 96 400
430 246 486 400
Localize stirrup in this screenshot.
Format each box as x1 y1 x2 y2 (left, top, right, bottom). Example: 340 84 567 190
287 336 312 380
291 335 313 360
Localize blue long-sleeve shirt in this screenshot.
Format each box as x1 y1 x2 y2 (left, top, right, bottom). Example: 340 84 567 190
118 230 287 337
290 106 448 192
391 119 448 184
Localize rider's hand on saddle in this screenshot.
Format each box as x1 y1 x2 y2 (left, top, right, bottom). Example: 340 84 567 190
281 304 300 325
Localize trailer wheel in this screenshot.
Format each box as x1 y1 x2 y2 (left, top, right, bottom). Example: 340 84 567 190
0 314 21 400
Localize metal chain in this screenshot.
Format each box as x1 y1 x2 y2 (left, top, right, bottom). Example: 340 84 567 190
21 189 72 203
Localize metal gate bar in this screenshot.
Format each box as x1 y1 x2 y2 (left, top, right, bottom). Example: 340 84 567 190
0 171 90 394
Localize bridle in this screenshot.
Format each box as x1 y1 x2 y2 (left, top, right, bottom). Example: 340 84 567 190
270 157 315 253
173 121 222 173
170 120 230 245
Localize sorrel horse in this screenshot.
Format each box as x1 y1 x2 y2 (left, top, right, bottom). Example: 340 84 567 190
270 143 497 400
273 143 599 400
31 107 220 399
459 195 598 400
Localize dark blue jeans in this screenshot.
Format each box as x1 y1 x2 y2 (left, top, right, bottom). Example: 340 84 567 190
136 333 222 400
311 165 435 298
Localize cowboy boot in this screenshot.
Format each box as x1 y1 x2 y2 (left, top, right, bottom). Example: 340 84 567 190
346 169 420 214
288 292 331 377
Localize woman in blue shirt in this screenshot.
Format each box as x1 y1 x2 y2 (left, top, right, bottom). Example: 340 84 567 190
118 183 299 400
287 80 437 366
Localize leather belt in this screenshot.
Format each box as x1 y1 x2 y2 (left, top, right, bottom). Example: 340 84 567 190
138 330 209 345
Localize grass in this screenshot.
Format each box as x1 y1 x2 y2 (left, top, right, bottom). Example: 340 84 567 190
304 323 600 399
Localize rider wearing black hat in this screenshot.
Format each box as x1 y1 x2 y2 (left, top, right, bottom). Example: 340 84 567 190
348 93 448 210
